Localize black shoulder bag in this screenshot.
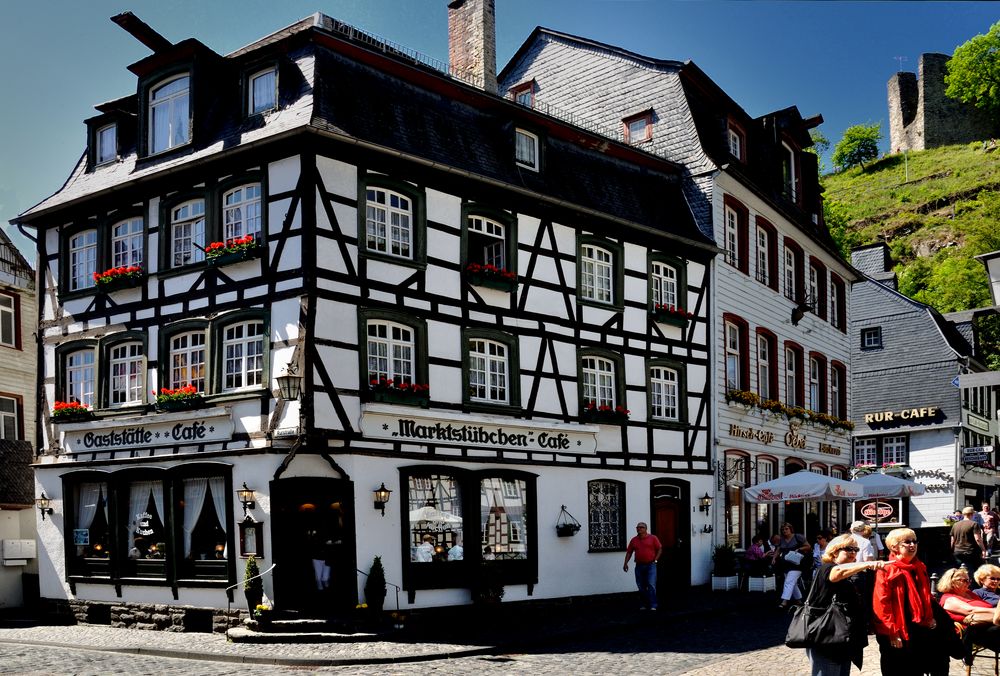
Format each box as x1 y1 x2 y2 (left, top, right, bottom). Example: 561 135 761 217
784 569 852 649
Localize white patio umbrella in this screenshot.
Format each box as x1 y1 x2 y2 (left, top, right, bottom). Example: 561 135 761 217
744 470 865 534
408 506 463 525
853 472 927 498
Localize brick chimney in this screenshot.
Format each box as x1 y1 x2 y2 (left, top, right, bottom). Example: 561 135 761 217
447 0 497 94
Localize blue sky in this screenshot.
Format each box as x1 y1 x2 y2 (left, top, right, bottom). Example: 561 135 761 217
1 0 997 259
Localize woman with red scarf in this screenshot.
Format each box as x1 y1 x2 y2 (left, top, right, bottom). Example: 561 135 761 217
872 527 944 675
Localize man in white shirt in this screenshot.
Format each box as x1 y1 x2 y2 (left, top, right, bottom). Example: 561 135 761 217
850 521 876 561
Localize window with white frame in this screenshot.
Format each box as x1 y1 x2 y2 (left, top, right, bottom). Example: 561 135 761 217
468 339 508 404
651 261 678 309
0 295 14 347
0 397 16 439
367 321 414 384
830 279 841 328
781 142 796 201
149 75 190 154
582 356 616 408
222 321 264 391
365 188 412 259
624 114 651 144
511 83 534 108
808 265 819 307
785 347 800 406
467 216 506 269
725 321 742 391
112 217 144 269
724 206 739 267
861 327 882 349
69 230 97 292
248 68 276 115
109 342 144 406
757 335 772 400
853 437 877 466
515 129 539 170
650 365 679 421
728 126 743 160
831 367 842 419
784 247 797 301
580 244 613 304
96 123 117 165
809 357 821 411
884 435 907 465
223 184 262 241
65 350 95 407
169 332 206 392
171 200 205 268
756 225 769 285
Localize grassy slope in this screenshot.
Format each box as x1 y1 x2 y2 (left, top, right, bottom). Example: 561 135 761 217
822 141 1000 313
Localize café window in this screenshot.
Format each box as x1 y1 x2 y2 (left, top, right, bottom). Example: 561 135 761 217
588 480 625 552
71 482 111 576
481 477 529 560
179 477 228 575
407 473 464 565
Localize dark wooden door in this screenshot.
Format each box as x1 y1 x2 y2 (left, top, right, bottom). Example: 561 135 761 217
651 479 690 601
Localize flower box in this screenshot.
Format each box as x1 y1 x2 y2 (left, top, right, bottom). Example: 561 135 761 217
205 236 262 267
366 378 430 406
556 523 581 537
650 305 692 328
94 266 144 293
580 402 630 425
711 574 739 591
52 401 93 423
465 264 517 292
153 386 205 412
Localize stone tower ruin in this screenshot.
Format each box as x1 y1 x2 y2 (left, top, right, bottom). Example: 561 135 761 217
887 53 999 153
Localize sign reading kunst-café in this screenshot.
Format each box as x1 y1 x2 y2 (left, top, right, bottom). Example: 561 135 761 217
360 405 599 454
60 409 234 454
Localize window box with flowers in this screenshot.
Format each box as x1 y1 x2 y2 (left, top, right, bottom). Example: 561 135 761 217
52 401 93 423
725 389 760 411
759 399 786 418
465 263 517 292
580 400 630 425
205 235 262 267
154 385 205 412
365 377 430 406
94 265 145 293
785 406 810 423
650 304 693 328
809 411 855 433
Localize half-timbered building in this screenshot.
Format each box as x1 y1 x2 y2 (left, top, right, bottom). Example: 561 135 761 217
13 6 716 623
501 28 858 547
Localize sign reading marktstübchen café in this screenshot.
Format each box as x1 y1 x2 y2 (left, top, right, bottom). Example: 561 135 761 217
59 409 234 454
360 404 599 454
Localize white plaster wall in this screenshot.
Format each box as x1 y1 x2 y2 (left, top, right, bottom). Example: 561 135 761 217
906 427 958 528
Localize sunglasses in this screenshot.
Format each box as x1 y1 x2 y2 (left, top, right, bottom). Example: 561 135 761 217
841 547 860 553
989 577 1000 582
899 540 918 545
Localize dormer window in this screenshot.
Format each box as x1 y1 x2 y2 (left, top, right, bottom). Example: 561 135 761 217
623 111 652 145
515 129 539 171
96 124 117 165
781 142 797 202
149 75 190 154
248 67 276 115
728 124 744 161
509 82 535 108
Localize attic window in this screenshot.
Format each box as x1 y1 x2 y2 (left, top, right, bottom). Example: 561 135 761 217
96 124 117 165
149 74 190 154
623 111 652 145
727 124 744 161
249 67 277 115
861 327 882 350
515 129 539 171
509 82 534 108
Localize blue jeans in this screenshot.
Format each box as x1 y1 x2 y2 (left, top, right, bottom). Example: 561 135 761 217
634 562 657 609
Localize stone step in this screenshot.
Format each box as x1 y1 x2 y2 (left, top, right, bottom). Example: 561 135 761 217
227 626 384 643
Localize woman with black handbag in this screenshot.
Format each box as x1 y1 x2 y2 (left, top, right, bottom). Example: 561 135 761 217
806 534 886 675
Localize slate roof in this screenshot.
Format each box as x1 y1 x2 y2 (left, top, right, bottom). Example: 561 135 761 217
15 14 711 251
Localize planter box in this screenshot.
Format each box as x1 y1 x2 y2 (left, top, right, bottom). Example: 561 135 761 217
650 311 689 328
206 246 263 267
748 575 776 592
156 397 206 413
52 412 94 424
367 389 429 406
711 574 739 591
466 272 517 292
580 410 628 425
96 274 144 293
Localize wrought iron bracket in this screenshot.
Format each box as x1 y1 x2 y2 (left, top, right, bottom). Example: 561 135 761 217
717 457 758 491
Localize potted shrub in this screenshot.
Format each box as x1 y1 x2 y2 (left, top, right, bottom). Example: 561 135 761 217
244 555 263 613
472 561 505 605
364 555 387 614
711 543 739 591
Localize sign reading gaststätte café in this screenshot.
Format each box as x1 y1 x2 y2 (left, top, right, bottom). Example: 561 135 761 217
59 408 234 454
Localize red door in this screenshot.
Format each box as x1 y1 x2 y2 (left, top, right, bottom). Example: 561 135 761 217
652 479 690 599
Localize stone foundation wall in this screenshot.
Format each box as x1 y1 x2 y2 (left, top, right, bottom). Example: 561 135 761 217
43 598 242 633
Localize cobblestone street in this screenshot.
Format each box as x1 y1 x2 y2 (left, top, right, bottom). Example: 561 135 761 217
0 604 991 675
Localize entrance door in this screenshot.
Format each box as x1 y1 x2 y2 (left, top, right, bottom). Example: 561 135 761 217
271 477 356 614
651 479 690 602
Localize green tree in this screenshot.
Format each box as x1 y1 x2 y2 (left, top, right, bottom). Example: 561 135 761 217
832 123 882 171
806 129 831 174
945 21 1000 113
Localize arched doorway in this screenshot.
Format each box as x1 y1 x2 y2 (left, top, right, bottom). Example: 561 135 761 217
650 478 690 602
270 476 356 614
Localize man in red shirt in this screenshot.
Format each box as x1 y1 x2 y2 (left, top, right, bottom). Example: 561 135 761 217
623 522 662 610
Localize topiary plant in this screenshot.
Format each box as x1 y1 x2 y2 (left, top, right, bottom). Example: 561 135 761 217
364 555 387 613
244 555 263 612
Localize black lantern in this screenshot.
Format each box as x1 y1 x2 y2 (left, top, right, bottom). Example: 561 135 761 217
276 365 303 401
36 493 54 521
698 492 713 513
373 483 392 516
237 482 256 517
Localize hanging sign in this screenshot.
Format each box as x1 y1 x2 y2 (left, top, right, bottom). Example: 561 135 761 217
963 446 994 464
853 498 903 526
